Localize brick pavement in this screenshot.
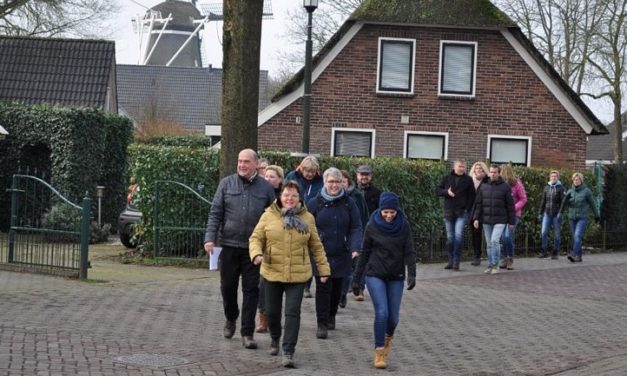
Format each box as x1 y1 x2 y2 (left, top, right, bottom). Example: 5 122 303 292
1 252 627 375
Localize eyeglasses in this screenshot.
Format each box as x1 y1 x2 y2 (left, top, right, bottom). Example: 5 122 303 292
326 180 342 185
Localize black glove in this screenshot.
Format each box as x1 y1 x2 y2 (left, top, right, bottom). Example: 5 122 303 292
351 279 361 296
407 276 416 291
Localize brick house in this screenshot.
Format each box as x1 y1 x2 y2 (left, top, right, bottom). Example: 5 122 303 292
258 0 607 168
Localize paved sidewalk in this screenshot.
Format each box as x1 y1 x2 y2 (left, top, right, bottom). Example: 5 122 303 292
1 252 627 375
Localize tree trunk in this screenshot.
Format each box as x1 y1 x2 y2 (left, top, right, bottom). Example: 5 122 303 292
220 0 264 178
613 96 624 164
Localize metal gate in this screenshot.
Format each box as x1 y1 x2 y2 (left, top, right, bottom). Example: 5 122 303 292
153 180 211 260
1 175 91 279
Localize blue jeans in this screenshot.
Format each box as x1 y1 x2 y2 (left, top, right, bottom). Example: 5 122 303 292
483 224 506 267
541 214 562 254
365 276 404 348
444 212 468 265
569 217 589 257
501 217 520 258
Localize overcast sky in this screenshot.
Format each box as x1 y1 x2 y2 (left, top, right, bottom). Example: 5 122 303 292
113 0 300 77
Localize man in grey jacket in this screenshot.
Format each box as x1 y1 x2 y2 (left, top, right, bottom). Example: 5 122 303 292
204 149 275 349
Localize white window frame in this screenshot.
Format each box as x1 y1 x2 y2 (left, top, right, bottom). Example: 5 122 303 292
438 41 477 97
376 37 416 95
331 128 376 158
404 131 449 161
487 135 532 166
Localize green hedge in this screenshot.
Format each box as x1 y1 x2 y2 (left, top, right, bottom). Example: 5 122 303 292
602 165 627 243
128 145 608 257
0 102 133 232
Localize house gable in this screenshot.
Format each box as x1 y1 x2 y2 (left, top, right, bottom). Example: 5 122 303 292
258 0 608 168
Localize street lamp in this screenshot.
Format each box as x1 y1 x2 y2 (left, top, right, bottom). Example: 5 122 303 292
302 0 318 154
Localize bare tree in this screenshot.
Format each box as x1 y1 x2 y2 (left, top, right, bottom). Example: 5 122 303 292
275 0 362 80
220 0 264 177
585 0 626 163
494 0 603 93
496 0 626 164
0 0 119 38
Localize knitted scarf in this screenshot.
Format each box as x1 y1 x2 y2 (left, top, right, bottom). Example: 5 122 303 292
370 209 406 236
282 205 309 234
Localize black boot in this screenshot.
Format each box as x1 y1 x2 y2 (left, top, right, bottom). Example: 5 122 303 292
316 324 328 339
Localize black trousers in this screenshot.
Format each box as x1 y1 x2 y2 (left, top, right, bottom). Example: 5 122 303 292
315 276 343 326
265 280 305 355
219 246 259 337
471 222 483 259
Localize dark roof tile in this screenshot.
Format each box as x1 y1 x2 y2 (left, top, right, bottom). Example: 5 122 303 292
117 64 269 133
0 35 115 109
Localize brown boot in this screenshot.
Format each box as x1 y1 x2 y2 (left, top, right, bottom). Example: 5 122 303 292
374 348 387 369
506 257 514 270
256 312 267 333
383 335 393 358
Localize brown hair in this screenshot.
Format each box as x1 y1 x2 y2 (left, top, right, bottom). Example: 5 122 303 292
499 164 518 186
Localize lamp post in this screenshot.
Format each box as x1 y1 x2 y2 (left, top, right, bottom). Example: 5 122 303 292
302 0 318 154
96 186 105 227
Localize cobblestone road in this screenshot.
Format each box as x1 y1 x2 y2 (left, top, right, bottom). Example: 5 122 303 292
1 252 626 375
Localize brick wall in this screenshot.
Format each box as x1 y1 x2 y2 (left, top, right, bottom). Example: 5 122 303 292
259 25 588 169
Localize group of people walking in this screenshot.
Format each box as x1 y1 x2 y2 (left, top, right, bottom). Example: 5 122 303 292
203 150 599 370
204 150 414 369
438 160 600 275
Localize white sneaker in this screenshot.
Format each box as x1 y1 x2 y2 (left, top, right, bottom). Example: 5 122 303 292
484 266 492 274
491 267 500 275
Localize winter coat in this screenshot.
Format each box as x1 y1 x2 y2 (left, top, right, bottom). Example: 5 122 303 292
472 177 515 225
346 183 370 227
511 179 528 219
357 183 382 215
249 202 330 283
285 170 324 205
539 181 565 216
204 173 275 248
355 219 416 282
306 193 363 278
559 184 599 220
436 171 476 220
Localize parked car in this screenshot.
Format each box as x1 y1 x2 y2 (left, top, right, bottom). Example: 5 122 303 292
118 184 141 248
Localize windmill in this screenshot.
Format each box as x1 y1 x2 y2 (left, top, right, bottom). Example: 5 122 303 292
131 0 273 67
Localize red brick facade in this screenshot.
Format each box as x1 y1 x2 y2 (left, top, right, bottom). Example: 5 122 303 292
259 24 588 169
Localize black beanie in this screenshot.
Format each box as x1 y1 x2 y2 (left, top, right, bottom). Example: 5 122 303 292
379 192 400 211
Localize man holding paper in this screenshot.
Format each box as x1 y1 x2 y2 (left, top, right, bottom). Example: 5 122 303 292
204 149 275 350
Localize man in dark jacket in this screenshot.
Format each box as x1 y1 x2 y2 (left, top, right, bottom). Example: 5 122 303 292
538 170 565 259
436 160 475 270
204 149 275 349
472 164 515 274
356 165 382 215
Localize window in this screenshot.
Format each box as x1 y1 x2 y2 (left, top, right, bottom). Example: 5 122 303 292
404 132 448 160
439 41 477 96
488 136 531 166
377 38 415 94
331 129 375 157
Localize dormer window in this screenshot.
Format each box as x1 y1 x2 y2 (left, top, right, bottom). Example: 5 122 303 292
376 37 415 94
439 41 477 97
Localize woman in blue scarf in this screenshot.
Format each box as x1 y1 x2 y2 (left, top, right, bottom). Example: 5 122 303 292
353 192 416 369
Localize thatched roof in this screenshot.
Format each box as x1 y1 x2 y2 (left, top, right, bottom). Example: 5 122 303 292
349 0 516 28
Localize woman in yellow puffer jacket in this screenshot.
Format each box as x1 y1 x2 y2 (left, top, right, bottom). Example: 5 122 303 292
249 180 330 368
